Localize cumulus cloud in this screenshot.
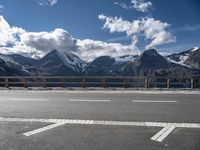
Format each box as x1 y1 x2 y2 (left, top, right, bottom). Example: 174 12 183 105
0 16 76 57
21 28 77 53
99 14 176 49
76 39 140 61
0 16 25 47
0 16 140 61
37 0 58 6
114 0 152 13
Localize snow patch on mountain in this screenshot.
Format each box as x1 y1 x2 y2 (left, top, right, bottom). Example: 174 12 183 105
167 57 191 68
191 47 199 52
56 51 87 72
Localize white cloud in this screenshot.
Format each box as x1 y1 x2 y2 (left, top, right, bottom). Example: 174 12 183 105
114 2 130 9
99 14 176 50
20 28 77 53
0 16 25 47
76 39 140 61
131 0 152 13
37 0 58 6
0 16 140 61
106 36 129 43
114 0 152 13
0 5 3 9
184 24 200 31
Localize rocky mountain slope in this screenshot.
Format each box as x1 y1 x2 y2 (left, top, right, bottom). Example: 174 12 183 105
0 48 200 76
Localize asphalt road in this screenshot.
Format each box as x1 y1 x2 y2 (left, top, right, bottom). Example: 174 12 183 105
0 90 200 150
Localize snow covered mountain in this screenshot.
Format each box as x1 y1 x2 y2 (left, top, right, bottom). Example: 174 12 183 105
0 54 30 76
0 48 200 76
167 47 200 69
37 50 87 76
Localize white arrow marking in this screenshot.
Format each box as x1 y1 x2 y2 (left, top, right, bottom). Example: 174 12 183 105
0 117 200 142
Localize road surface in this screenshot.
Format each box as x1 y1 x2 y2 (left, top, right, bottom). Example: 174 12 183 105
0 90 200 150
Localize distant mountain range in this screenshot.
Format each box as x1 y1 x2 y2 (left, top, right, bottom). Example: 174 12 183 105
0 47 200 76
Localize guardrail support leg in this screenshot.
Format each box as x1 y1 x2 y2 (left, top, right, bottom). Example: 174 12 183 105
124 79 127 88
82 77 86 88
103 78 106 88
23 78 27 88
61 77 65 88
5 78 8 88
191 77 194 89
167 78 170 89
42 78 46 88
145 78 148 88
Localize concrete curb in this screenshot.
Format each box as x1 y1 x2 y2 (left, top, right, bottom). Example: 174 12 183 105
0 87 200 94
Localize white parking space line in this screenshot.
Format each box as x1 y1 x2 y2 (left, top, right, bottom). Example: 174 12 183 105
68 99 111 102
9 98 49 101
151 125 175 142
0 117 200 142
132 100 177 103
23 122 66 136
156 126 175 142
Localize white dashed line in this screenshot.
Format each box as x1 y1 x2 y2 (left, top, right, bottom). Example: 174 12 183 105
68 99 111 102
0 117 200 142
9 98 49 101
132 100 177 103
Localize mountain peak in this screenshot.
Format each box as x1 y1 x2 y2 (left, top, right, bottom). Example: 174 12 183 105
136 48 169 69
92 56 115 66
144 49 158 55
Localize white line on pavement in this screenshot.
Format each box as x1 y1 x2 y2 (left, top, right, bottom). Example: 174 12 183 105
9 98 49 101
156 126 175 142
132 100 177 103
68 99 111 102
23 122 66 136
0 117 200 142
151 125 175 142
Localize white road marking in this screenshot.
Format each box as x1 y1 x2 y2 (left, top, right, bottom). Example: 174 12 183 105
23 122 66 136
156 126 175 142
151 126 175 142
132 100 177 103
68 99 111 102
0 117 200 142
9 98 49 101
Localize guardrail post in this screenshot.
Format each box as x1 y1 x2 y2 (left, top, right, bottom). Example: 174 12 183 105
103 78 106 88
61 77 65 88
82 77 86 88
23 78 27 88
191 77 194 89
145 77 148 88
167 78 170 89
42 77 46 88
5 78 8 88
124 78 127 88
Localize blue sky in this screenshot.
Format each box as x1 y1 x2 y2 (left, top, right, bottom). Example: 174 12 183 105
0 0 200 60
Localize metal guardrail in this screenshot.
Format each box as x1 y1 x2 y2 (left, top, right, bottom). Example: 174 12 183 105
0 76 200 89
